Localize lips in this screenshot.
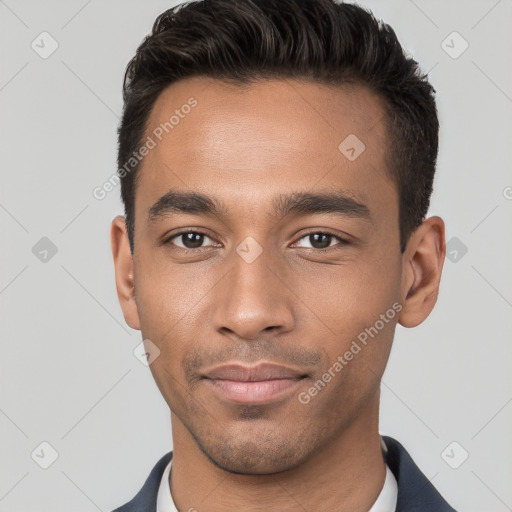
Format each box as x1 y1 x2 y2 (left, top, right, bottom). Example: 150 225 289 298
201 363 308 404
202 363 307 381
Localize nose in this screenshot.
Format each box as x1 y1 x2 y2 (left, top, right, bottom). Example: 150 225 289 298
211 245 296 341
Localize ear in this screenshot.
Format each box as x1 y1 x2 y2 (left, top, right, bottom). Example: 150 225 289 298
398 216 446 328
111 215 141 330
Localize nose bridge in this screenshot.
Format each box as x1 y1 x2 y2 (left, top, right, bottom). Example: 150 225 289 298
212 240 295 339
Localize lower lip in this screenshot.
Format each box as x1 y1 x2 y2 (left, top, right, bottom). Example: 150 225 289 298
205 378 304 404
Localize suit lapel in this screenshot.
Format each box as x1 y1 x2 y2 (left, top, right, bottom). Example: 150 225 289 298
382 435 457 511
111 451 173 512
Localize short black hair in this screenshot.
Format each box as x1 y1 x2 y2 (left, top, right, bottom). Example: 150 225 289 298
117 0 439 254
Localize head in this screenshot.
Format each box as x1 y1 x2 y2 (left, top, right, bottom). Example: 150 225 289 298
112 0 445 474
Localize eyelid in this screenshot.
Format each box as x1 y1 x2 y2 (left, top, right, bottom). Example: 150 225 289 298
291 229 352 248
163 228 219 250
163 227 352 252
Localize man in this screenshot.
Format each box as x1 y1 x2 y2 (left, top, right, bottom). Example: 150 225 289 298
110 0 456 510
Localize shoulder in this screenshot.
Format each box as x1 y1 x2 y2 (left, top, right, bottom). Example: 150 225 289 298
111 451 173 512
382 435 457 512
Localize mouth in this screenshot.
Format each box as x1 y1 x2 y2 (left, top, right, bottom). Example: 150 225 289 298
201 363 308 404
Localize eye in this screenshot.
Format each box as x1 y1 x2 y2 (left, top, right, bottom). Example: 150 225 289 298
293 231 350 250
162 229 351 253
164 230 218 251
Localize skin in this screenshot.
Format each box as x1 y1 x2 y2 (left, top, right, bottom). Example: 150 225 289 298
111 76 445 512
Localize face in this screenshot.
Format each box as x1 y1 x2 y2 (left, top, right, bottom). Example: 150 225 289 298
112 77 441 475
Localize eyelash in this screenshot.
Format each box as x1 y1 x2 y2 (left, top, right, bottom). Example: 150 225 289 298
162 228 351 254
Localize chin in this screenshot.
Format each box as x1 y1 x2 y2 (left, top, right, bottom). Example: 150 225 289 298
205 447 306 475
191 424 315 475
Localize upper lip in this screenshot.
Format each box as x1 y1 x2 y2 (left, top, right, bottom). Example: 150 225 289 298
202 363 307 382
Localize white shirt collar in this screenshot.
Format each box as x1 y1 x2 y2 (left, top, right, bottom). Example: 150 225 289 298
156 457 177 512
368 463 398 512
157 441 398 512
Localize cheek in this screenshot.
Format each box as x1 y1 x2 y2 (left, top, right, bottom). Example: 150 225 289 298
133 253 220 384
134 247 215 333
290 253 401 384
293 253 402 329
300 309 397 425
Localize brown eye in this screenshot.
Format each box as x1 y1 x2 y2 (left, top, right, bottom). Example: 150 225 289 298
308 233 332 249
165 231 215 250
294 231 350 250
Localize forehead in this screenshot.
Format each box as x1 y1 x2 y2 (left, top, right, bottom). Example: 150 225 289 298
136 76 395 221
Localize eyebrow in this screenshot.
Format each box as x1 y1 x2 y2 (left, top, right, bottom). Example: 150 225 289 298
147 190 228 222
273 191 371 221
147 189 371 223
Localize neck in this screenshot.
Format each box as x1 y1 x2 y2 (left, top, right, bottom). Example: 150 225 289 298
169 393 385 512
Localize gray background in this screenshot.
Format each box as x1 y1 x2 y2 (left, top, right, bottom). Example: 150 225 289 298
1 0 511 511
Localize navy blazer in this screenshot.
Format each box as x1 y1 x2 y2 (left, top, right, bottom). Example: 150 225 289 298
112 435 457 511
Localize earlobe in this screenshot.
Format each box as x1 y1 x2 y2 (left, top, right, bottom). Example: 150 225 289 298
111 215 141 331
398 216 446 328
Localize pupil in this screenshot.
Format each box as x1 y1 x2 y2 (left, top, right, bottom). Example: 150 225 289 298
311 233 330 249
183 233 204 248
